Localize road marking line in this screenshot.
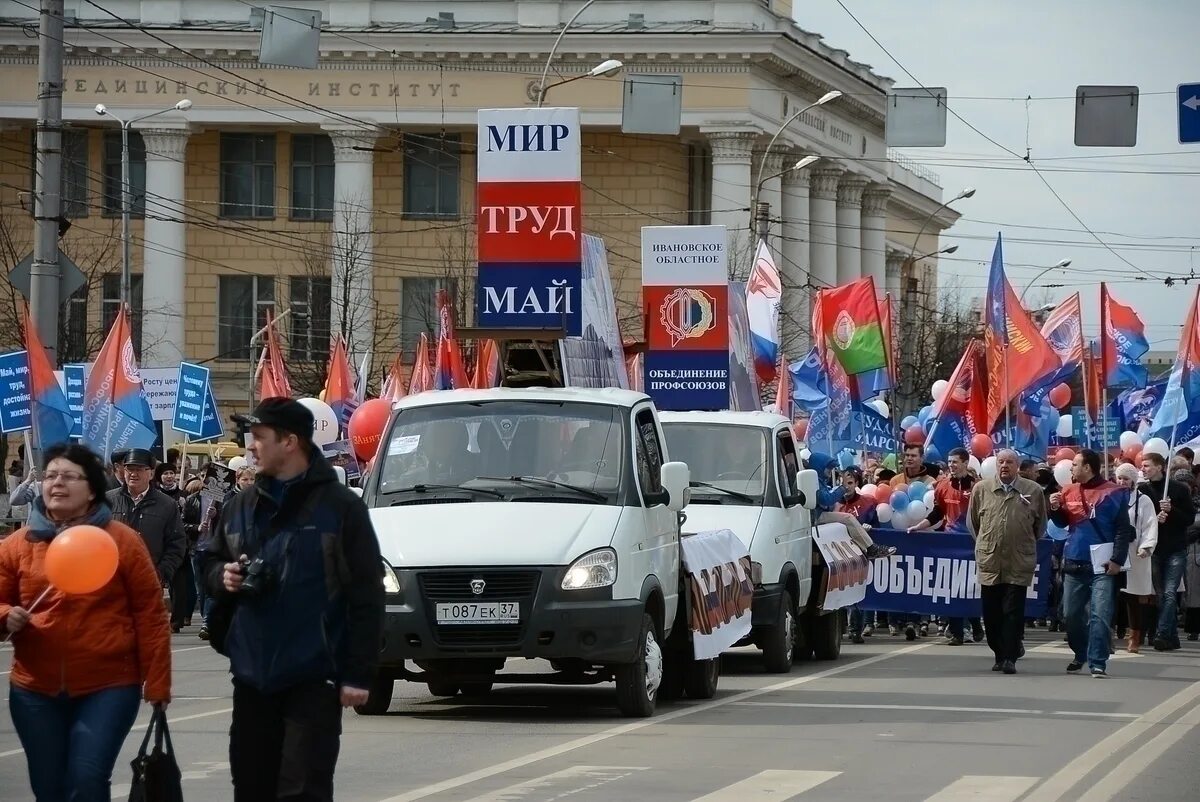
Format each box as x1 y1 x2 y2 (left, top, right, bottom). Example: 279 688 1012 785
375 643 934 802
691 769 840 801
0 707 232 760
1023 675 1200 801
733 701 1138 720
923 775 1038 802
461 765 648 802
1082 699 1200 802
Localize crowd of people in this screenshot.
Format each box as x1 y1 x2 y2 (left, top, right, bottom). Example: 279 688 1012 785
818 442 1200 675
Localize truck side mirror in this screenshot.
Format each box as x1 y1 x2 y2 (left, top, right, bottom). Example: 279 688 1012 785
797 469 819 511
659 461 691 512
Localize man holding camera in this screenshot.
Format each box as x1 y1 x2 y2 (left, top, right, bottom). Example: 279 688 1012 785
201 398 384 801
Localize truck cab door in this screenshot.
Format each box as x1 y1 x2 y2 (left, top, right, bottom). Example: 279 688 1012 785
775 425 813 607
631 405 680 632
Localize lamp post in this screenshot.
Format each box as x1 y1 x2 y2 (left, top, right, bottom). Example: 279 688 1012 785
753 155 820 241
904 186 975 271
94 99 192 310
535 0 624 106
1019 259 1073 305
753 90 842 211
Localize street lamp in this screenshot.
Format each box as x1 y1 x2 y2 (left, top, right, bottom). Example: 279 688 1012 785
753 155 820 240
912 244 958 261
1019 258 1073 304
94 99 192 310
904 186 975 269
753 90 842 207
536 0 624 106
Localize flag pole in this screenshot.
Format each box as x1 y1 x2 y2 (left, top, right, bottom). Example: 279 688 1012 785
1101 387 1110 477
1003 347 1012 447
1081 349 1093 450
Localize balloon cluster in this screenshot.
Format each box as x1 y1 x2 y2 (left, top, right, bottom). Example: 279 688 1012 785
861 478 938 530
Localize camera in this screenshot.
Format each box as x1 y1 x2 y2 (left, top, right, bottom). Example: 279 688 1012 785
238 556 274 597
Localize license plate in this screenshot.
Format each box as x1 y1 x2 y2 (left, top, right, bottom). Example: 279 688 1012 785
435 602 520 625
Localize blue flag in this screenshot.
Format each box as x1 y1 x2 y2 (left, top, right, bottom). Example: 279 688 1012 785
788 348 830 412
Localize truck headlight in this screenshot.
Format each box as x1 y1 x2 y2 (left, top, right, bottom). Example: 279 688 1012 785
382 562 401 594
562 548 617 590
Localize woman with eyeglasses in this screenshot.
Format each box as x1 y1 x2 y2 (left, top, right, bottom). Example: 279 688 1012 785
0 443 172 801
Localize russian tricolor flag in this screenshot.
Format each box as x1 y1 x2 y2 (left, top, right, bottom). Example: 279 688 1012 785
746 240 782 384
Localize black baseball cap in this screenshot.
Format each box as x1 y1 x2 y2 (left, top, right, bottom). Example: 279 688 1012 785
123 448 155 468
233 397 314 441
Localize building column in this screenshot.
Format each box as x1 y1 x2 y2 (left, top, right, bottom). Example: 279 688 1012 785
705 130 756 274
884 250 906 309
860 185 891 297
139 125 190 366
780 163 811 357
325 126 377 366
807 166 841 295
835 175 867 285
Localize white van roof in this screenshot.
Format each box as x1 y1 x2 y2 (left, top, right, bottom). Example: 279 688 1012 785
659 410 792 430
392 386 651 411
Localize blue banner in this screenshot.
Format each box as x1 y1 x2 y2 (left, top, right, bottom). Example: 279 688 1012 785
860 529 1053 618
63 364 86 439
476 262 582 336
194 385 224 443
172 362 211 437
0 350 31 433
642 350 729 411
852 402 898 453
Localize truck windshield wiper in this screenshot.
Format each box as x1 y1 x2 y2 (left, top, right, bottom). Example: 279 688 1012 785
689 480 757 503
383 483 505 499
478 475 606 502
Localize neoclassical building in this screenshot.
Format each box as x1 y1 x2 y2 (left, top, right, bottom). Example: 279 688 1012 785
0 0 957 417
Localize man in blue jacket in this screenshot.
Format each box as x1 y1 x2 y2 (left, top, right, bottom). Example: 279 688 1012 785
203 398 385 801
1049 449 1135 678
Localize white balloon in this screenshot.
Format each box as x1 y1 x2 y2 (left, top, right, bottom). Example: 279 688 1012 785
1056 414 1073 439
297 397 340 447
799 448 812 463
891 509 908 530
980 455 998 480
860 483 878 500
968 455 981 474
1054 459 1073 488
868 399 890 419
227 455 248 472
1118 430 1139 451
875 502 893 523
923 490 935 508
1143 437 1170 459
931 379 950 402
907 499 927 520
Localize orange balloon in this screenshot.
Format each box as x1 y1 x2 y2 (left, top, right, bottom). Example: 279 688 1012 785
44 525 119 595
348 397 393 462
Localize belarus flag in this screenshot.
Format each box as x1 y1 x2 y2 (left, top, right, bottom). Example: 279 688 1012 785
818 276 887 376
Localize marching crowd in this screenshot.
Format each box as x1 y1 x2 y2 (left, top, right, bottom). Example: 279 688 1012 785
817 442 1200 676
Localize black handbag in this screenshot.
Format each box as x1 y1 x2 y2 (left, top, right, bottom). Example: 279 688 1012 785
128 705 184 802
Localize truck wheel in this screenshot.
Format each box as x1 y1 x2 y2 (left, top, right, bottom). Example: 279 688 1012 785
761 589 797 673
353 677 395 716
683 657 720 700
810 609 844 661
426 679 460 697
614 613 662 718
459 681 493 697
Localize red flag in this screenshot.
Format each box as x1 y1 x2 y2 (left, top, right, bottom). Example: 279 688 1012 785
408 333 434 394
257 309 292 400
927 340 990 454
773 352 792 417
472 340 500 389
983 274 1060 430
323 334 357 427
432 290 469 390
380 352 408 402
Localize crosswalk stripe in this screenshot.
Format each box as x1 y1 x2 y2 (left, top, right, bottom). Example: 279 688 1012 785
923 775 1039 801
461 765 648 801
690 770 841 801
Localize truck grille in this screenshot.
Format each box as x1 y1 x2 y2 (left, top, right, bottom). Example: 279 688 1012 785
417 570 541 648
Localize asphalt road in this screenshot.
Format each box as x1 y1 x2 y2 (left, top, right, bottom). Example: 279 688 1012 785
2 628 1198 801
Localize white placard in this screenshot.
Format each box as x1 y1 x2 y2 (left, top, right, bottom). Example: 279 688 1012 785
812 522 868 611
640 224 728 287
476 107 582 183
681 528 753 660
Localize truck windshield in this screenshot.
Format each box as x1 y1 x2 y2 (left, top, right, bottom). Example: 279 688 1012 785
376 401 625 503
661 423 767 503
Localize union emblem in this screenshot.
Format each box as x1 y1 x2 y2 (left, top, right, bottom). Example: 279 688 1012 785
120 339 141 384
659 288 717 347
832 310 856 351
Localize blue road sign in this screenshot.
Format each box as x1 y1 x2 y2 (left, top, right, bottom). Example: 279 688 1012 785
1179 83 1200 144
0 350 31 434
172 362 211 437
63 364 86 438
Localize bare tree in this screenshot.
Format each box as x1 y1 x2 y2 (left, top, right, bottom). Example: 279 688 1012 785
894 278 980 417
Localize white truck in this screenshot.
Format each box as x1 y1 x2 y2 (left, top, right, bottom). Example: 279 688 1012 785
659 411 843 672
359 387 722 718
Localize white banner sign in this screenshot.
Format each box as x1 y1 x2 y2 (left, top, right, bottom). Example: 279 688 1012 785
681 528 753 660
812 522 868 611
55 364 191 422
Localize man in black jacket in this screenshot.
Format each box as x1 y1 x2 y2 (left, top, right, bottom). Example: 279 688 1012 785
107 448 186 587
202 398 384 802
1140 452 1195 651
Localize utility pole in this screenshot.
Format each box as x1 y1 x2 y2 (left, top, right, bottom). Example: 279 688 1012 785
30 0 65 364
754 200 769 244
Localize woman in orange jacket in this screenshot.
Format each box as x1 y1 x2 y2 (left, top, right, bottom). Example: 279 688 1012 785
0 443 172 801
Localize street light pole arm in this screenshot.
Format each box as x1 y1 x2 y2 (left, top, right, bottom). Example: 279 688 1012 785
1019 266 1059 305
537 0 599 108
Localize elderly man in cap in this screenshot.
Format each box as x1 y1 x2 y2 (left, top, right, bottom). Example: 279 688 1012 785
107 448 187 599
201 398 384 802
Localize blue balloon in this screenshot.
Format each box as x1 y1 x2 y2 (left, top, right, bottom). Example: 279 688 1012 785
890 491 910 511
918 406 932 428
925 445 942 463
908 481 927 500
900 415 918 430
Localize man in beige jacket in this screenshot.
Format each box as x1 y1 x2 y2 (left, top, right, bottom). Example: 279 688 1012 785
967 449 1047 675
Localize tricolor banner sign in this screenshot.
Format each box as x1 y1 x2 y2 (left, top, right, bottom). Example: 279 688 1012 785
641 225 730 410
475 107 582 335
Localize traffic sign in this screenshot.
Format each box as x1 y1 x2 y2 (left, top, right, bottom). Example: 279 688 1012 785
1179 83 1200 144
6 251 87 302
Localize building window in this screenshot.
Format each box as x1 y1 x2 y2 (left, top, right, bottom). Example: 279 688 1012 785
290 134 334 220
400 277 457 354
220 133 276 218
101 273 143 356
60 285 89 364
217 275 275 359
289 276 331 361
31 128 89 218
687 143 712 226
403 133 460 220
101 131 146 218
